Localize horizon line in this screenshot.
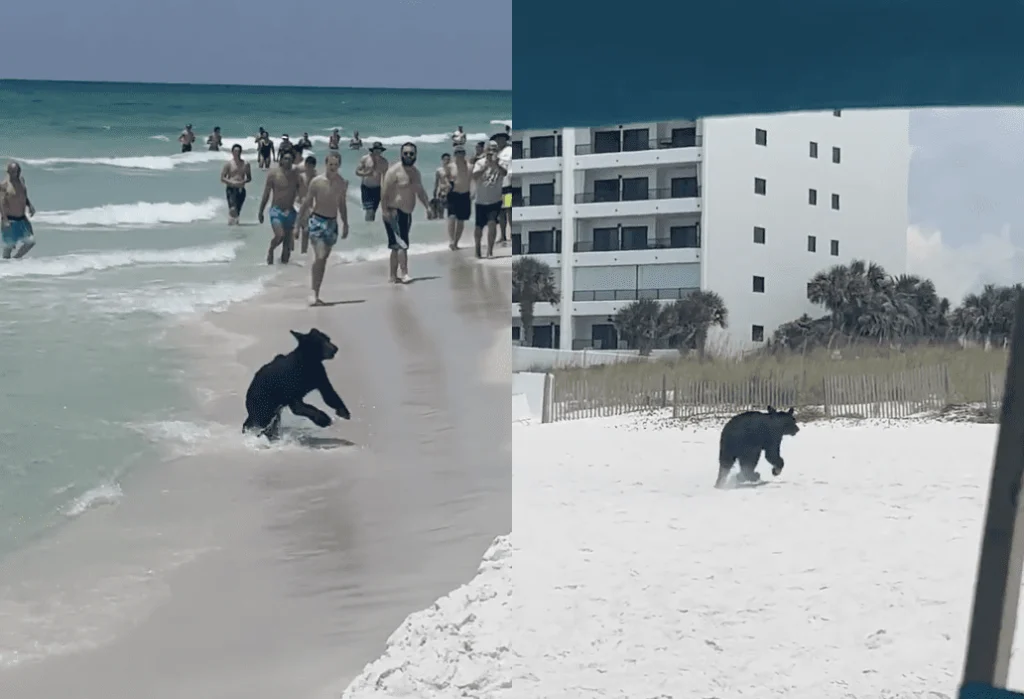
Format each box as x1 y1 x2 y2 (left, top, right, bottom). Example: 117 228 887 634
0 77 511 95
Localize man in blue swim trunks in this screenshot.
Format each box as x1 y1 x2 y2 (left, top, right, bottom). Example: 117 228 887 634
257 151 302 264
0 161 37 260
298 150 349 306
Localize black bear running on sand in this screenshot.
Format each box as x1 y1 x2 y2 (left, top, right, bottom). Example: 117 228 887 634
715 405 799 488
242 328 351 441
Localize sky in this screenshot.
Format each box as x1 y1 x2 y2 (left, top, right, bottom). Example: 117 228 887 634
1 0 512 91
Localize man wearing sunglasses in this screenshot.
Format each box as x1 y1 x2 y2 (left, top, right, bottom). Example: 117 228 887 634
380 142 435 283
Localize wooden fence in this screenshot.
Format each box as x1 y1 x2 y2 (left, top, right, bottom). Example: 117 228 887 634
547 364 1006 423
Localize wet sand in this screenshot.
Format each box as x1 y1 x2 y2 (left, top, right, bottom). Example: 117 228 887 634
0 249 511 698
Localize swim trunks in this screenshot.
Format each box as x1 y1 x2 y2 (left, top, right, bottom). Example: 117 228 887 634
181 143 192 153
475 201 502 229
361 184 382 212
225 186 246 214
269 206 298 229
308 213 339 247
501 185 513 210
383 210 412 250
447 191 471 222
1 216 34 250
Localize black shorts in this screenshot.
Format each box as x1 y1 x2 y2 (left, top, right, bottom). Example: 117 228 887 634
361 184 382 212
447 191 471 221
181 143 192 153
383 210 412 250
225 186 246 214
475 201 502 229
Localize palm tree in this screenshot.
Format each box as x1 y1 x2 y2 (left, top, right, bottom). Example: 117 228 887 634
771 313 832 351
512 257 560 347
665 290 728 357
613 298 673 355
950 283 1021 346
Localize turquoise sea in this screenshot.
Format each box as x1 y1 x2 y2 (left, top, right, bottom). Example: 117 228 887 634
0 80 511 560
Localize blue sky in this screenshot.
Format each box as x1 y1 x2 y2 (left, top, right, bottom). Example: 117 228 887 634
2 0 511 91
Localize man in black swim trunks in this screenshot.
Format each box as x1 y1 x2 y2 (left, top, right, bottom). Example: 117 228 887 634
220 144 252 225
179 124 196 153
355 141 389 222
380 142 435 283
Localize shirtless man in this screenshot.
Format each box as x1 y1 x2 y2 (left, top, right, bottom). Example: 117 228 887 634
471 140 507 259
295 132 313 159
277 134 295 163
0 161 37 259
207 126 223 151
220 144 252 225
452 126 467 148
295 155 318 252
179 124 196 153
298 150 349 306
257 132 275 169
431 153 452 220
328 129 341 151
380 142 435 283
349 131 362 150
257 152 302 265
445 146 472 250
355 141 389 222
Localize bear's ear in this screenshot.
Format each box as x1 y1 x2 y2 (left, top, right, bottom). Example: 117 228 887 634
786 407 795 415
290 329 306 343
767 405 776 413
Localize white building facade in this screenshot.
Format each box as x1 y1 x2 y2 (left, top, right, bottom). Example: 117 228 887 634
510 110 910 352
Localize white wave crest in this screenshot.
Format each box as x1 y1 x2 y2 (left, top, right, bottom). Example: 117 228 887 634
0 241 241 279
35 197 222 228
63 483 123 518
149 135 170 141
330 241 453 266
490 119 512 128
19 150 231 172
89 277 270 316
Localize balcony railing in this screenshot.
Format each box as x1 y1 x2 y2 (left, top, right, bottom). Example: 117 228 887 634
516 196 559 208
575 136 703 156
513 243 560 255
573 237 698 253
513 147 562 160
572 287 698 302
574 187 701 204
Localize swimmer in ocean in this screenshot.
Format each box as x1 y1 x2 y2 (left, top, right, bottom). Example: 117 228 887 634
277 134 295 163
257 132 275 170
452 126 467 148
349 131 363 150
0 161 37 259
207 126 223 151
294 132 313 159
220 144 252 225
257 151 302 265
432 153 452 220
328 129 341 151
179 124 196 153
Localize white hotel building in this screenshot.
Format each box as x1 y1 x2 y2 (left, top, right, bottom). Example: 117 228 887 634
510 110 910 352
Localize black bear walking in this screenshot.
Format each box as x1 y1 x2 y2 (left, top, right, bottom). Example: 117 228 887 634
715 405 799 488
242 328 352 441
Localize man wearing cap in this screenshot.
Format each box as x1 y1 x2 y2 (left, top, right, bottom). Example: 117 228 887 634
355 142 390 222
277 134 295 163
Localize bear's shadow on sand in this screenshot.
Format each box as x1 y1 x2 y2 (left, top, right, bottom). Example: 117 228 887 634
287 432 356 450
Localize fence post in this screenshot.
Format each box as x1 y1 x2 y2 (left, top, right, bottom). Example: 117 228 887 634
541 372 553 424
822 376 831 418
661 374 667 408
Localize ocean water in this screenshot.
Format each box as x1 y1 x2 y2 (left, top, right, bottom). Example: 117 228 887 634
0 80 511 557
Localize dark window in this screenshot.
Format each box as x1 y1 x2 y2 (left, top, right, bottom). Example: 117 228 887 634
511 233 522 255
755 128 767 146
754 177 766 195
670 127 697 147
670 225 700 248
593 179 620 203
670 176 699 198
831 193 840 210
591 324 618 350
621 177 649 201
529 182 555 207
512 326 521 341
830 239 839 256
809 141 818 158
556 134 563 156
593 130 621 154
622 128 650 152
753 226 766 244
527 229 560 254
752 276 765 293
510 186 523 207
833 109 842 117
511 141 524 159
529 135 556 158
832 146 841 164
752 325 765 342
808 188 818 205
807 235 817 252
592 227 618 252
621 226 648 250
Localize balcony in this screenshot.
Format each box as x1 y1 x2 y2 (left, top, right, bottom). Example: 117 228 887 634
573 186 701 218
572 287 697 302
511 194 561 223
574 237 697 253
574 133 703 169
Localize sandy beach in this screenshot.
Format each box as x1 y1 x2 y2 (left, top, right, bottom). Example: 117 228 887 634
0 245 511 698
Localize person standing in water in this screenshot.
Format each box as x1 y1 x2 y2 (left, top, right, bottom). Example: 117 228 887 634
220 144 252 225
257 132 275 169
452 126 467 148
179 124 196 153
355 142 389 222
380 142 434 283
445 146 472 250
431 153 452 220
349 131 362 150
207 126 223 151
0 161 37 259
295 132 313 158
328 129 341 151
257 151 302 265
295 155 318 252
298 150 349 306
471 140 506 259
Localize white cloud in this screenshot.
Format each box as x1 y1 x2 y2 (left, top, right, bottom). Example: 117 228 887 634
907 224 1024 303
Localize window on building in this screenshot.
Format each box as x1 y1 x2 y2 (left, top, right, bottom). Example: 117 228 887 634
831 193 841 210
670 176 699 198
752 325 765 342
511 233 522 255
512 141 524 159
621 177 650 201
529 135 557 158
529 182 556 206
833 109 842 117
830 239 840 256
622 128 650 152
670 127 698 147
752 276 765 293
806 282 814 299
621 226 649 250
591 227 618 252
593 130 622 154
755 128 767 146
753 226 766 244
511 186 524 207
808 188 818 205
809 141 819 158
807 235 817 252
832 146 841 164
669 225 700 248
593 179 620 203
512 326 521 341
754 177 766 195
